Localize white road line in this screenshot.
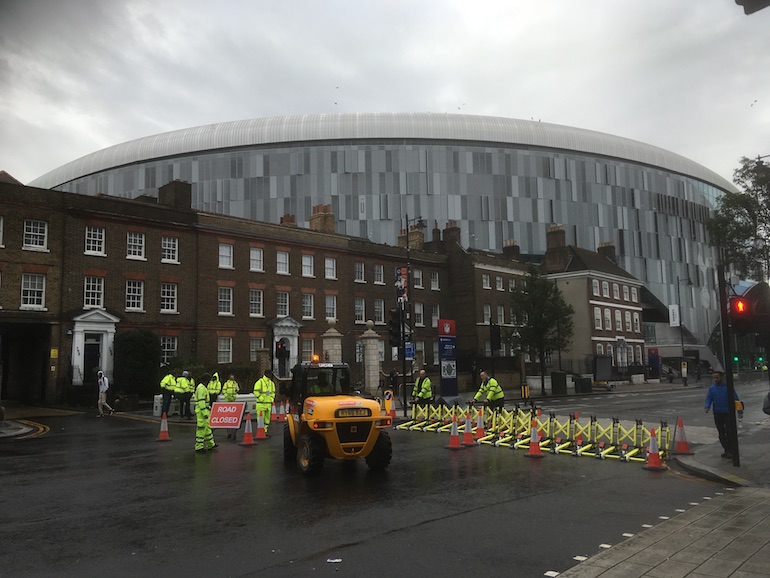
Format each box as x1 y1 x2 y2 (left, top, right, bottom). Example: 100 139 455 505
599 544 612 549
622 533 635 537
573 556 588 561
544 571 560 577
642 524 653 528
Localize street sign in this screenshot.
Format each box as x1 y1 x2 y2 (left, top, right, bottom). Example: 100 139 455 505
405 341 415 361
209 402 246 428
438 318 458 396
395 266 409 303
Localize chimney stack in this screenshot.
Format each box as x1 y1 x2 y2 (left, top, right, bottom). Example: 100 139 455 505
279 214 297 227
543 225 569 273
502 239 521 260
597 242 617 263
546 225 566 250
308 204 336 234
397 225 425 250
158 180 193 211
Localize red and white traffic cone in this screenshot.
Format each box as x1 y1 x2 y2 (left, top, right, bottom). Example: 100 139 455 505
156 412 171 442
445 414 465 450
643 428 668 471
255 410 268 440
525 419 545 458
239 412 256 447
671 416 694 455
462 410 476 447
270 402 278 422
389 393 397 420
475 406 486 440
277 401 286 422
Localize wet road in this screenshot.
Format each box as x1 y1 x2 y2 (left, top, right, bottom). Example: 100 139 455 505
1 409 725 577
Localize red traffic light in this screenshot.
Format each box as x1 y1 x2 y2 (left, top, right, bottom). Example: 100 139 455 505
731 298 750 314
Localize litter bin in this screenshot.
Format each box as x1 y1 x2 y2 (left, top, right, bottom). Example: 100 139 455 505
551 371 567 396
575 377 592 394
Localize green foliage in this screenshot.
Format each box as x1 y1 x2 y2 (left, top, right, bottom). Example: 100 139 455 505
508 267 575 390
113 329 161 398
707 157 770 279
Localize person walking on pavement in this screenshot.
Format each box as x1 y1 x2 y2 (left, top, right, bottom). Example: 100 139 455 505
411 369 433 411
704 370 743 459
473 370 505 412
222 373 240 440
176 370 195 420
159 371 176 417
96 370 115 417
253 370 276 434
207 371 222 404
194 379 217 453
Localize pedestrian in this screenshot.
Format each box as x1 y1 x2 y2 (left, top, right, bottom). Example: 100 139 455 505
473 370 505 411
704 370 742 459
207 371 222 404
411 368 433 411
159 371 176 417
222 373 240 439
96 370 115 417
194 379 217 453
253 370 276 434
389 369 399 397
176 370 195 420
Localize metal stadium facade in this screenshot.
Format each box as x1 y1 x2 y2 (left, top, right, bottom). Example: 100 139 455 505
29 113 733 344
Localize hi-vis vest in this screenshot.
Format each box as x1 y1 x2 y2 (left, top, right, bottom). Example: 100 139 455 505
412 377 432 399
253 376 275 403
160 374 176 392
195 383 210 412
475 377 503 401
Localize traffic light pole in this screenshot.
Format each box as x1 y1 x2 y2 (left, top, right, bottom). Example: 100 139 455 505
717 263 740 467
400 303 408 418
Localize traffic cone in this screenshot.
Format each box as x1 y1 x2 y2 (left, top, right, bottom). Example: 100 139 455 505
475 406 485 439
461 410 476 446
445 414 465 450
255 410 268 440
156 412 171 442
270 402 278 422
525 419 545 458
277 401 286 422
671 416 694 455
643 428 668 471
239 412 256 447
389 393 397 419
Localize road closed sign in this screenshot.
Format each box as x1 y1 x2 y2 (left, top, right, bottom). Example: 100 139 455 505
209 402 246 428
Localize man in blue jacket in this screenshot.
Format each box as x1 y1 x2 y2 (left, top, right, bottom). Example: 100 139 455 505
704 371 742 459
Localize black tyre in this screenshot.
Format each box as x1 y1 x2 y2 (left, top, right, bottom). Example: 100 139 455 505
283 422 297 463
297 433 325 474
365 430 392 471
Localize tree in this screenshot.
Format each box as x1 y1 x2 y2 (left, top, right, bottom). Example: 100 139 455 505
113 329 161 398
707 156 770 280
508 267 575 395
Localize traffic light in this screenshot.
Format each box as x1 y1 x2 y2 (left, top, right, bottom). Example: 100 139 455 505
388 308 402 348
730 297 754 335
275 341 288 359
733 354 740 363
759 355 765 363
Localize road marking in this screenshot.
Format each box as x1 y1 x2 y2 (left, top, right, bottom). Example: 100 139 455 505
622 533 634 537
689 502 699 505
544 571 559 577
642 524 653 528
703 496 712 500
675 509 686 513
599 544 612 549
659 516 670 520
573 556 588 561
15 419 49 439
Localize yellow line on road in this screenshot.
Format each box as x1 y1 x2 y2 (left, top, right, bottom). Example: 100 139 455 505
15 419 49 439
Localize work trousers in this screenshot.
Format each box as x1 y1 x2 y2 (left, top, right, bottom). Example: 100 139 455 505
161 390 173 416
177 392 193 418
195 409 215 451
256 402 272 433
713 412 731 453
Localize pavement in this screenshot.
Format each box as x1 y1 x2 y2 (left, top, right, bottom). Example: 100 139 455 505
3 376 770 576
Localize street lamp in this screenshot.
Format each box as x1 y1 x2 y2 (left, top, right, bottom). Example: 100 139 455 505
400 213 426 417
676 276 692 386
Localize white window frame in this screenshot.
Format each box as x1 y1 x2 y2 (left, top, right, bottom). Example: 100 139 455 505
482 273 491 289
354 262 366 282
250 337 265 362
126 231 146 260
374 264 384 284
218 243 234 269
509 278 516 292
160 283 178 313
433 303 441 327
302 293 314 319
218 287 233 315
325 294 337 320
625 311 632 332
592 279 600 296
84 226 105 256
594 307 602 330
631 287 639 302
125 280 145 312
83 276 104 309
354 297 365 323
249 289 263 317
161 236 179 264
250 247 264 272
602 281 610 298
635 345 643 365
633 312 641 333
21 273 46 310
23 220 48 251
483 303 491 324
414 302 424 326
497 304 504 325
0 215 4 248
301 339 314 363
612 283 620 300
413 269 423 288
615 310 622 331
277 251 290 275
374 299 385 324
160 336 177 365
607 344 614 363
325 257 337 280
623 285 630 301
431 271 440 290
604 308 611 330
596 343 604 355
496 276 504 291
433 341 439 365
277 291 289 317
302 254 314 277
217 337 233 364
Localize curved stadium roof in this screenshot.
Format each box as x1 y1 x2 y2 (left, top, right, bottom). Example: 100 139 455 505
28 112 735 192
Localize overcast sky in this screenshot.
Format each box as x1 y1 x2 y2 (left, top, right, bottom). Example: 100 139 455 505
1 0 768 186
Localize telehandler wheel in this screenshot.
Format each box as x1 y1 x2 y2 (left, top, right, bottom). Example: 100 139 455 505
297 433 325 474
283 422 297 463
365 430 392 471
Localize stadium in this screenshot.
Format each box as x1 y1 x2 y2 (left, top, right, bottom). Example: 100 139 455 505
28 112 733 345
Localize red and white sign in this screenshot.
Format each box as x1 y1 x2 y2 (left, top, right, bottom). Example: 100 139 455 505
438 319 456 337
208 402 246 428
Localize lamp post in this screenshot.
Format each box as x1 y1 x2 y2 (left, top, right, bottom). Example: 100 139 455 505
401 213 426 417
676 276 691 386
